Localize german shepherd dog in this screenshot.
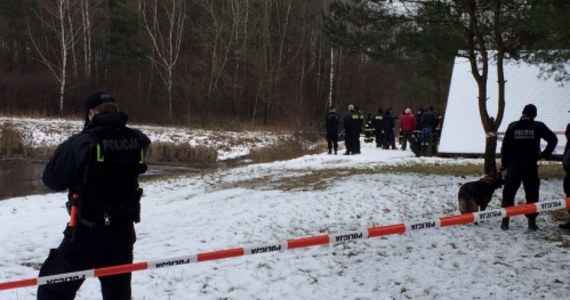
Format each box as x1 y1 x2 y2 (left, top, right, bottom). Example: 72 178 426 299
458 173 504 215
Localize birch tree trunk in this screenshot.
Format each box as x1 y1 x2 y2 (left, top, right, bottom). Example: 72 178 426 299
139 0 185 123
28 0 81 113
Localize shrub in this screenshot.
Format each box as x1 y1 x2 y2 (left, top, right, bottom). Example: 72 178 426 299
249 136 322 164
146 142 218 164
0 124 25 157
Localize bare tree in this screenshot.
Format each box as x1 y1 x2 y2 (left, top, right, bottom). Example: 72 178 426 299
139 0 185 123
28 0 81 113
80 0 93 78
194 0 240 116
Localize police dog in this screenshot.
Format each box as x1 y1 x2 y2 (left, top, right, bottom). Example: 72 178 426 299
458 173 504 215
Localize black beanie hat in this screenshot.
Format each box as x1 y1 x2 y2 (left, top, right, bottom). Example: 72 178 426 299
83 91 115 127
522 104 537 119
84 91 115 112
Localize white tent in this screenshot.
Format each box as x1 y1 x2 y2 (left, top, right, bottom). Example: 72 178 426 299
438 56 570 156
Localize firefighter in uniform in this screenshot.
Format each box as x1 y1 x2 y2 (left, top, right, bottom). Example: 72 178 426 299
37 92 151 299
500 104 557 231
363 113 375 143
352 106 364 154
374 108 384 147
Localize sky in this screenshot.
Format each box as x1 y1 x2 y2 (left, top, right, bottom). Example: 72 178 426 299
0 117 569 300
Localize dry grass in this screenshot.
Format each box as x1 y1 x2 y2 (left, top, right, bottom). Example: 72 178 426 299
248 134 323 164
146 142 218 164
0 125 25 157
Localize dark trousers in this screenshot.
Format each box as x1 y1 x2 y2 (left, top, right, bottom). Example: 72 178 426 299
344 132 352 153
353 131 361 153
563 173 570 197
401 130 413 150
383 130 395 149
421 128 433 154
326 131 338 153
37 224 136 300
375 130 383 147
563 172 570 213
502 161 540 219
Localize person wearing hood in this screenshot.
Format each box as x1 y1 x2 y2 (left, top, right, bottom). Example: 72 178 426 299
500 104 557 231
420 106 435 155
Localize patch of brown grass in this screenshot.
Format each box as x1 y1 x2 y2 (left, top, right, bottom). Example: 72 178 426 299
146 142 218 164
0 124 25 157
248 135 323 164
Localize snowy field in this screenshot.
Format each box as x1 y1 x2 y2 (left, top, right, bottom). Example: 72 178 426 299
1 116 569 300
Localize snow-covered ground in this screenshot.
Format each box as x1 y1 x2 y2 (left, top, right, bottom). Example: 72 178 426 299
1 117 569 299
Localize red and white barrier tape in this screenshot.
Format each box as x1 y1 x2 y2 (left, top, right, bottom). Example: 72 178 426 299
1 197 569 291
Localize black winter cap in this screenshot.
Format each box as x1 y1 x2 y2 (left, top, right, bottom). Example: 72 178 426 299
522 104 537 119
84 91 115 112
83 91 116 128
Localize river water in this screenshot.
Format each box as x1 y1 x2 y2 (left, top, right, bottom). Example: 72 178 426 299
0 160 205 200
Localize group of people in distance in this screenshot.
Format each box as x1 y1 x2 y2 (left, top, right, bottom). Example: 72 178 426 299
326 102 570 231
325 104 441 156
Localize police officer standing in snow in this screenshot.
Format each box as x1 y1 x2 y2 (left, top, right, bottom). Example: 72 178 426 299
500 104 557 231
325 105 340 154
37 91 151 299
374 108 384 148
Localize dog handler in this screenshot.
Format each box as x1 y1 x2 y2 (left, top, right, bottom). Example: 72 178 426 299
500 104 557 231
37 92 151 299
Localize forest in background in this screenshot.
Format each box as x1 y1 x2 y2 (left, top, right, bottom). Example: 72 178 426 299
0 0 452 129
1 0 568 131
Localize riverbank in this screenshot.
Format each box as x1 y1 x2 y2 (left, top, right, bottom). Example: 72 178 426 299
0 115 309 163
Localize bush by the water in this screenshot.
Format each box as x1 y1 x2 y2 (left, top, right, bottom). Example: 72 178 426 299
0 124 25 157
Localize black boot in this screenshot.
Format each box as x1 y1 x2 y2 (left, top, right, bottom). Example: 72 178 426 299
528 217 539 231
500 218 509 230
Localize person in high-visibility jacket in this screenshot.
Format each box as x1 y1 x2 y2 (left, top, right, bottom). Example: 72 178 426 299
373 108 384 148
363 113 375 143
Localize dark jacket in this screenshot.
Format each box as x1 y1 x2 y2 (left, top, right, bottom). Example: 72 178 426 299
344 110 360 133
326 111 340 134
374 112 384 131
382 110 395 132
420 109 435 129
500 116 558 167
43 112 151 193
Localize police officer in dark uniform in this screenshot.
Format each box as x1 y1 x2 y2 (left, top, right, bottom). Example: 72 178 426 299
325 105 340 154
374 108 384 147
37 91 151 299
352 106 364 154
500 104 557 231
343 104 357 155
